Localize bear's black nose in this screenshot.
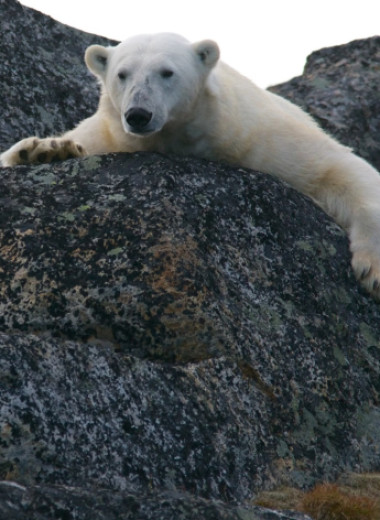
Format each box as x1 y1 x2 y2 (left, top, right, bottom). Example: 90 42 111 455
125 107 153 131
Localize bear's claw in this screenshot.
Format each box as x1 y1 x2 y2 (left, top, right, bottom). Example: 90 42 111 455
351 248 380 300
1 137 86 167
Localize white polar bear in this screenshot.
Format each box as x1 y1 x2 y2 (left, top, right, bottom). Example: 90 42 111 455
2 33 380 299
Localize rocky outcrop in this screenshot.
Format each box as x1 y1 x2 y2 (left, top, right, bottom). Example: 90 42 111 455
0 1 380 519
270 37 380 169
0 481 312 520
0 0 115 151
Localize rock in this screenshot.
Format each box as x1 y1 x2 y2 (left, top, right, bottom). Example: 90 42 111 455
0 2 380 520
0 481 311 520
0 152 379 520
269 37 380 169
0 0 116 150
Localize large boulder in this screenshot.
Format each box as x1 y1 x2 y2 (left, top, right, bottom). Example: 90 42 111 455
270 37 380 169
0 1 379 519
0 0 115 150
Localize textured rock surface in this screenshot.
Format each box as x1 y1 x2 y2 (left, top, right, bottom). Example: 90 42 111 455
0 482 311 520
0 1 380 519
270 37 380 169
0 0 115 150
0 155 379 519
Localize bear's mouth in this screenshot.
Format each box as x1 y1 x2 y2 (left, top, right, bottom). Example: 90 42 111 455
127 127 156 136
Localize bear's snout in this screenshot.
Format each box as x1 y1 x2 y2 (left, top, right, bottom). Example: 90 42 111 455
125 107 153 132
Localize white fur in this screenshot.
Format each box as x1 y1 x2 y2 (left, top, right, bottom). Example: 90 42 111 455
2 33 380 299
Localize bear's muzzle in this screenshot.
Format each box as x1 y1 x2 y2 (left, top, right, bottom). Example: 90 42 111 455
125 107 153 133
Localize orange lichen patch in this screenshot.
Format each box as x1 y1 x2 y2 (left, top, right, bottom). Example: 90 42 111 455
0 243 21 263
71 247 97 262
238 361 277 400
147 235 202 295
141 234 228 362
300 483 379 520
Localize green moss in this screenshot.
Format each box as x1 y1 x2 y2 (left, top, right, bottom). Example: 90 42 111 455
82 155 103 171
310 77 331 89
295 239 314 252
360 322 380 347
332 345 348 366
107 247 124 256
58 211 76 222
78 204 92 211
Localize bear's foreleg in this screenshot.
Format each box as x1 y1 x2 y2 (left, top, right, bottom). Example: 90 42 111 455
0 136 87 167
349 211 380 299
310 150 380 300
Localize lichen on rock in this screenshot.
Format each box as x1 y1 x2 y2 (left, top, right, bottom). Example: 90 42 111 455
1 1 380 519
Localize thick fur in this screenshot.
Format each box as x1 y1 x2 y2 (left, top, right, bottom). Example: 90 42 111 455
2 33 380 299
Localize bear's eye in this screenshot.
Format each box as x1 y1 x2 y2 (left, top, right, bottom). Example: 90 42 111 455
118 71 128 81
160 69 174 79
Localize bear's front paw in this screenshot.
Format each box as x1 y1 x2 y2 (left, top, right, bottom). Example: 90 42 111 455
351 248 380 301
0 137 86 167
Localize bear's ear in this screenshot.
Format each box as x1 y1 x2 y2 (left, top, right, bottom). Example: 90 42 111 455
85 44 110 78
192 40 220 69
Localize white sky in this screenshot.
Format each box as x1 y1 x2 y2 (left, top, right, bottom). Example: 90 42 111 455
20 0 380 88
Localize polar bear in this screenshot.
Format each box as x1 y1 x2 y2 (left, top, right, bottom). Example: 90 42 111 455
2 33 380 299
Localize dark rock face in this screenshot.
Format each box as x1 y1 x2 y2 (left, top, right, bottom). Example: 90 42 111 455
0 1 380 519
0 482 310 520
0 0 115 150
270 37 380 169
2 151 379 498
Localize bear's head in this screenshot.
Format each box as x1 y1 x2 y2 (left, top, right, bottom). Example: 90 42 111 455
85 33 220 136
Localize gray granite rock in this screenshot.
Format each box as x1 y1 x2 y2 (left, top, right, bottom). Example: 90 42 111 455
0 481 312 520
269 37 380 169
0 152 379 520
0 1 379 520
0 0 115 150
